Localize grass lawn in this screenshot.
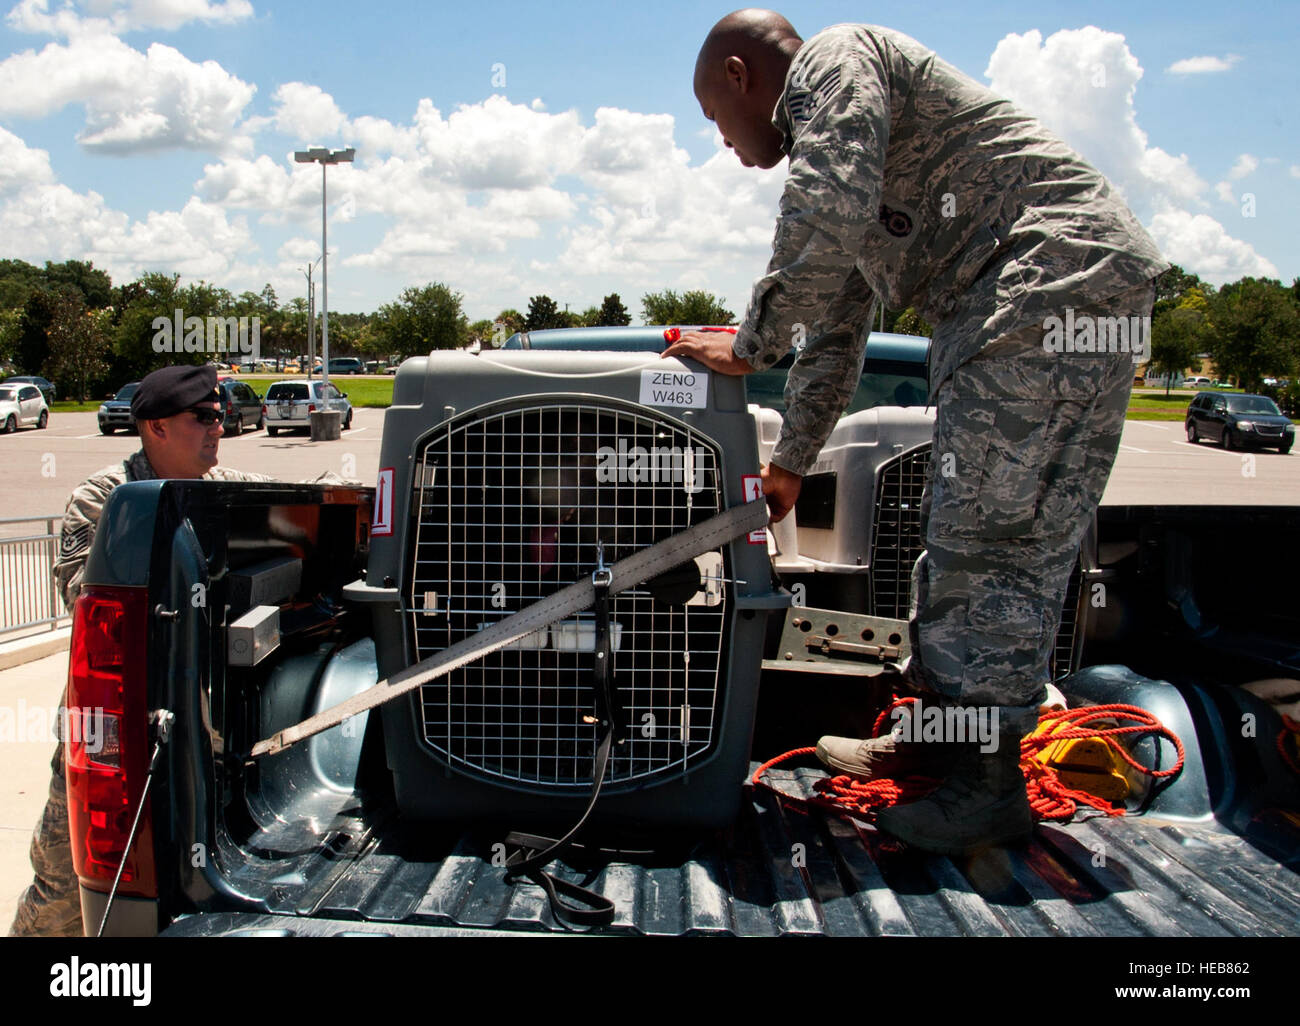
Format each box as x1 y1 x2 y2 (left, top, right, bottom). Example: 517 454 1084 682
1125 391 1198 421
238 375 395 408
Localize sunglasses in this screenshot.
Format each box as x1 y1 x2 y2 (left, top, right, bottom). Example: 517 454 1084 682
187 407 224 425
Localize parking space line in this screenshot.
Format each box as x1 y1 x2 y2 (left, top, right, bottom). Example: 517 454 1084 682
1118 444 1150 453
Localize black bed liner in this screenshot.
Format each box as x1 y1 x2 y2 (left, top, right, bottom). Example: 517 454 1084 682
166 762 1300 938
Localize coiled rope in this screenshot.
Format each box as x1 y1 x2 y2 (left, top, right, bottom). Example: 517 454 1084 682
752 700 1186 824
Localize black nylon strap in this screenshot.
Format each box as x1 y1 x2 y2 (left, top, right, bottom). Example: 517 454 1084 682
501 562 622 929
503 728 616 928
592 555 624 742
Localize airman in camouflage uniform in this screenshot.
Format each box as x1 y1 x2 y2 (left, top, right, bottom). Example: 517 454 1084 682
10 367 272 936
673 11 1168 853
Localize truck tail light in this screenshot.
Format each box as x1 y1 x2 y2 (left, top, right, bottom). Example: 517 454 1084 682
308 403 316 414
65 587 157 898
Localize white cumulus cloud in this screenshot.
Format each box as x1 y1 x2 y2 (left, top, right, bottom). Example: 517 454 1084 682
7 0 254 36
1167 54 1242 75
985 27 1275 285
1148 209 1277 280
0 31 256 153
0 127 254 282
1226 153 1258 180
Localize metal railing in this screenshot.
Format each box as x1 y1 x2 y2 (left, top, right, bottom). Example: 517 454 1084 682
0 515 68 638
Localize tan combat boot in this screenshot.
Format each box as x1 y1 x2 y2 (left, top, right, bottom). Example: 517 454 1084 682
815 730 959 782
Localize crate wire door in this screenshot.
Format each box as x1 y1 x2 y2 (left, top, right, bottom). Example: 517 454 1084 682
408 402 729 789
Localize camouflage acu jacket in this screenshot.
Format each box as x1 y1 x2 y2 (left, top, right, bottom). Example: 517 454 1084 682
53 450 273 611
733 23 1170 475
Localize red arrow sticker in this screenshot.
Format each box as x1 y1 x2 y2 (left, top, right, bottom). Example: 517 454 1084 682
741 474 766 544
373 467 394 536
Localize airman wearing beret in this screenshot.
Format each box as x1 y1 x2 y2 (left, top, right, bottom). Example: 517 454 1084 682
10 364 272 937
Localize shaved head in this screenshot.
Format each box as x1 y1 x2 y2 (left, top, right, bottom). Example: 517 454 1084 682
693 9 802 94
693 9 802 169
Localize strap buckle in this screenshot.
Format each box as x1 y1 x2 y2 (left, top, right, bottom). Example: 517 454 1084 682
591 540 612 589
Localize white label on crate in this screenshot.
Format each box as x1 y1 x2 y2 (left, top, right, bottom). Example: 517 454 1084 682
742 474 767 544
373 467 394 536
639 369 708 409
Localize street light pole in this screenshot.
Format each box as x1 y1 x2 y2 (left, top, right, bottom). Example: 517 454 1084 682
303 257 320 374
321 159 329 391
294 146 355 396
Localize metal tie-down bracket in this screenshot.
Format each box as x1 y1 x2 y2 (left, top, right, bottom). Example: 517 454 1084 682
763 605 911 677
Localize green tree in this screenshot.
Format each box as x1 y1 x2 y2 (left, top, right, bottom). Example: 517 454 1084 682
374 283 468 358
495 308 525 335
15 288 59 374
888 307 932 337
1153 264 1211 317
0 307 19 368
0 259 44 310
109 273 236 379
1150 300 1209 395
42 259 113 309
524 294 567 331
280 296 309 357
45 294 112 402
595 293 631 326
1207 278 1299 391
640 289 734 326
467 318 496 345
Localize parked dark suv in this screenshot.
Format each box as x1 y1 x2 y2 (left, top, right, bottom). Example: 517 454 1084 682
327 357 365 375
98 381 139 434
218 379 265 434
3 375 56 402
1186 391 1294 453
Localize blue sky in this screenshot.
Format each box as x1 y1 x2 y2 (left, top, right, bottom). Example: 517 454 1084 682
0 0 1295 322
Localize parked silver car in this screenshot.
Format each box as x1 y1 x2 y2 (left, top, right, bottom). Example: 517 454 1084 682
0 382 49 432
263 379 353 436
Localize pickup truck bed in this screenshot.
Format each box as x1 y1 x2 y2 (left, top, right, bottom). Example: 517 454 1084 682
80 478 1300 938
162 775 1298 938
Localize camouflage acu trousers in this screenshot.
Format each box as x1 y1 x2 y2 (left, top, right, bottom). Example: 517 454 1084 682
908 281 1156 738
8 738 84 936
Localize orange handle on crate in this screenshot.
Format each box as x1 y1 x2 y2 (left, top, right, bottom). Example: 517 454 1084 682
662 326 738 344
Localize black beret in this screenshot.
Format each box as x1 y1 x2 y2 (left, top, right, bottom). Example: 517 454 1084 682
131 365 221 421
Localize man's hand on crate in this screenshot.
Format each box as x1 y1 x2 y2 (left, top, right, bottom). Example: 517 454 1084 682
661 329 751 375
762 462 801 523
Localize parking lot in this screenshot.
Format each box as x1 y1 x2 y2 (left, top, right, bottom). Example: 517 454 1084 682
0 409 386 528
0 410 1296 528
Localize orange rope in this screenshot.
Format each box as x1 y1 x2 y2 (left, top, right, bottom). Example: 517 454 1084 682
751 701 1186 825
1021 704 1183 820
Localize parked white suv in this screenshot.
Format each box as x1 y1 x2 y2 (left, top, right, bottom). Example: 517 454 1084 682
263 379 353 436
0 382 49 432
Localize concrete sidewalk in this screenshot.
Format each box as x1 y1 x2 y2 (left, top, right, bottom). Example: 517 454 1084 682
0 648 70 933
